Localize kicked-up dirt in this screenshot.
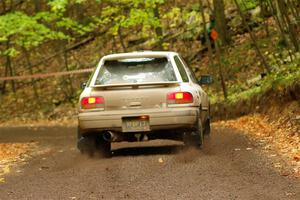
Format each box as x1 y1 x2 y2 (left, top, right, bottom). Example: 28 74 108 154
0 125 300 200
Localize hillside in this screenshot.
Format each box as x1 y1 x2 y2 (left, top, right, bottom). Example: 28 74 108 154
0 0 299 122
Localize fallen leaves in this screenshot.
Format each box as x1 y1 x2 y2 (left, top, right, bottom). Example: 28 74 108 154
215 113 300 177
2 165 10 174
0 177 5 183
285 192 296 197
158 157 164 163
0 142 37 181
294 155 300 162
0 143 35 160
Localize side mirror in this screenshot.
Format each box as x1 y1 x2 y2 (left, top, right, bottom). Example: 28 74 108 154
81 82 87 89
199 75 213 85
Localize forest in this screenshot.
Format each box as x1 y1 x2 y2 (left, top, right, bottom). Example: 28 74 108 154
0 0 299 121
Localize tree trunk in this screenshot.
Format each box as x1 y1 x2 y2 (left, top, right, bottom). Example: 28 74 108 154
118 27 127 52
266 0 290 49
234 0 271 73
154 6 163 50
75 2 84 23
199 0 214 68
23 47 39 99
59 42 75 101
276 0 299 52
267 1 285 34
1 0 6 14
213 0 230 45
260 0 270 37
287 0 300 28
33 0 41 12
215 41 228 100
6 40 16 93
1 63 8 94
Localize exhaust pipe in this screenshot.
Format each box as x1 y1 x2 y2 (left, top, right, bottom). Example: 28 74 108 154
103 131 115 142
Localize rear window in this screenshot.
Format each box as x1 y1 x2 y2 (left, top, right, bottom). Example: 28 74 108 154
95 57 177 85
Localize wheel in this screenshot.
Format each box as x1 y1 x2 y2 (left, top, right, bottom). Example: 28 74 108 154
95 136 111 158
184 117 204 148
77 127 111 158
77 126 82 141
203 118 211 136
78 134 111 158
77 135 97 157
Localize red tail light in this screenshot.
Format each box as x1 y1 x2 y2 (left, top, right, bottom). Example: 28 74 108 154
81 96 104 109
167 92 193 104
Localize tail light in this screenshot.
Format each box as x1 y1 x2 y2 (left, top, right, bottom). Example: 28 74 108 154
167 92 193 104
81 96 104 109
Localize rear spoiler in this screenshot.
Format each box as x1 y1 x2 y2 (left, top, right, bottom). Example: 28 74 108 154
91 81 180 89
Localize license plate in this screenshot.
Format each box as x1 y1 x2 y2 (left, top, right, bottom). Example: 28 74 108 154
122 116 150 132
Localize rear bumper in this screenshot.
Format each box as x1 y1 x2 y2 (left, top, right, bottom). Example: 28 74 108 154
78 107 199 133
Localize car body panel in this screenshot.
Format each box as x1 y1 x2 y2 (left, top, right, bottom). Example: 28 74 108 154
78 107 198 132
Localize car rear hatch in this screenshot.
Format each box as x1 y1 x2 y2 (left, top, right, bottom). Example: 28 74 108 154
90 82 181 111
89 57 182 111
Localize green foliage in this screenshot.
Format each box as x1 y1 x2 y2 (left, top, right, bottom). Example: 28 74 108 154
225 60 300 104
56 17 94 35
163 7 182 28
0 0 168 58
100 0 165 39
0 0 103 57
48 0 69 13
0 12 68 56
1 0 300 121
190 3 200 12
237 0 259 11
162 7 202 36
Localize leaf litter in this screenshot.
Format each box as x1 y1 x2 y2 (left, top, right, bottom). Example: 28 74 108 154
0 142 38 183
215 114 300 177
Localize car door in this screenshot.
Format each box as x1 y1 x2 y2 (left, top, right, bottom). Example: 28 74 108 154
177 56 210 123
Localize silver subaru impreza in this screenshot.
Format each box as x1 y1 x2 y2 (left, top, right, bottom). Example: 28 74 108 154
77 51 212 157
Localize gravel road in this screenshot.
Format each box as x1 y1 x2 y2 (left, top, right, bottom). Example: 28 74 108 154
0 126 299 200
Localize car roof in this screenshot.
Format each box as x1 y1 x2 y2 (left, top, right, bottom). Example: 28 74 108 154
102 51 179 61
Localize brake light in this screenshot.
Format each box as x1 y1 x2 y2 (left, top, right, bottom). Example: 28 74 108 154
81 96 104 109
167 92 193 104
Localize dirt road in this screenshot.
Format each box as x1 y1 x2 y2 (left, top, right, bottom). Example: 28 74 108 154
0 126 299 200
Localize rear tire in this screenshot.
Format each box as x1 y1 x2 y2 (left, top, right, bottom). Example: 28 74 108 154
184 118 204 148
96 136 111 158
78 135 97 157
77 128 111 158
203 118 211 136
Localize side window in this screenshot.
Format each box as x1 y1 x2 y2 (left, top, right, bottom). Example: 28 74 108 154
174 56 189 82
179 56 198 83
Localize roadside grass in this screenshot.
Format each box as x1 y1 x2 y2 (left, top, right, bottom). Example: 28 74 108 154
227 64 300 104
